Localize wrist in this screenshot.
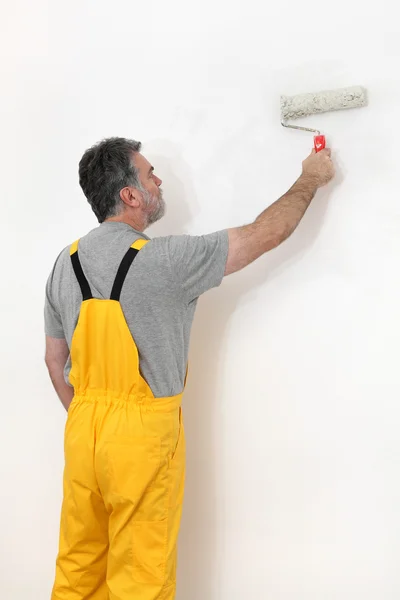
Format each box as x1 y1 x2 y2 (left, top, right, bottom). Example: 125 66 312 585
299 172 320 191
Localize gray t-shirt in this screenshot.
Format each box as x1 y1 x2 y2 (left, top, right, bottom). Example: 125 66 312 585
44 222 229 398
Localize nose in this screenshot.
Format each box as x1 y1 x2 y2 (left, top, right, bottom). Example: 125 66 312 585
154 175 162 187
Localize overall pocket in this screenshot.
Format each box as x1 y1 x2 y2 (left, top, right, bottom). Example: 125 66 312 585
132 519 168 584
104 436 161 505
168 408 186 508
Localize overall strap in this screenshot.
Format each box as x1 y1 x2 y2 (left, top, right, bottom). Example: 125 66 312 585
110 239 149 301
70 240 93 301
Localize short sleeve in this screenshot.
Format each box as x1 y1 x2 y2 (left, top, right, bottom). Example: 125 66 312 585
166 230 229 302
44 269 65 339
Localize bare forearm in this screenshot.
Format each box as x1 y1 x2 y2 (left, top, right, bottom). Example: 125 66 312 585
224 148 334 275
255 172 318 245
46 362 74 411
225 173 319 275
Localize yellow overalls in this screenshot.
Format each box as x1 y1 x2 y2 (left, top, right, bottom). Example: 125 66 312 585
52 239 186 600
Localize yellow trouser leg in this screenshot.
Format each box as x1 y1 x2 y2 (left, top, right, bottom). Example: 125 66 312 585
52 402 109 600
96 404 186 600
52 400 185 600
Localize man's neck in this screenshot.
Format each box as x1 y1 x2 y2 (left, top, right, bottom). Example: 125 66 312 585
105 214 146 232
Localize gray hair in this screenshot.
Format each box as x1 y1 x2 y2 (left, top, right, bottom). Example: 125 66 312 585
79 137 142 223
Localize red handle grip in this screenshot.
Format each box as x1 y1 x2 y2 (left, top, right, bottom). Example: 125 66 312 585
314 135 326 152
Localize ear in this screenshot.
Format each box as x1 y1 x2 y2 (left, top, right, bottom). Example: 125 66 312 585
120 186 141 208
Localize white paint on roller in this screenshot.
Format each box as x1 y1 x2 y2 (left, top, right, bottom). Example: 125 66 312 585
281 85 368 121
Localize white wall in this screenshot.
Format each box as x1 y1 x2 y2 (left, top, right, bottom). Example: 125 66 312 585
1 1 400 598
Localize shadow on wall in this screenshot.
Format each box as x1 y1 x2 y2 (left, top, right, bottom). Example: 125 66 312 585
148 141 341 599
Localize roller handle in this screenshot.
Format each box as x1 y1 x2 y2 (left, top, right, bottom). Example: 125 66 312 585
314 135 326 153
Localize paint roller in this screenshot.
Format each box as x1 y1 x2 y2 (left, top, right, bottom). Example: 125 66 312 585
281 86 368 152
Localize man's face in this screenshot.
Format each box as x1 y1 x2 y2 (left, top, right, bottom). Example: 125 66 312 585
134 153 165 225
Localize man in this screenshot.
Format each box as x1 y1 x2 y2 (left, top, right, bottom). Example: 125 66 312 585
45 137 334 600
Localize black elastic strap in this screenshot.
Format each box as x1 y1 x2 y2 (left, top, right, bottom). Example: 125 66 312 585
71 251 93 301
110 247 139 301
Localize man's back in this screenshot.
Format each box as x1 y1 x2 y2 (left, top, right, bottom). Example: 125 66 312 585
45 221 229 397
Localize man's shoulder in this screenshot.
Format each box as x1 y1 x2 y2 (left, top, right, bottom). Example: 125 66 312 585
149 231 228 253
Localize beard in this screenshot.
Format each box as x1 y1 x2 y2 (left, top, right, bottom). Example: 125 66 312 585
142 188 166 226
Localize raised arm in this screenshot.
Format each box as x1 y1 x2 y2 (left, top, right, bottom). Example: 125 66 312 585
225 148 335 276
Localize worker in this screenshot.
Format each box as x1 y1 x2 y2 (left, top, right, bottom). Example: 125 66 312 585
44 137 334 600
